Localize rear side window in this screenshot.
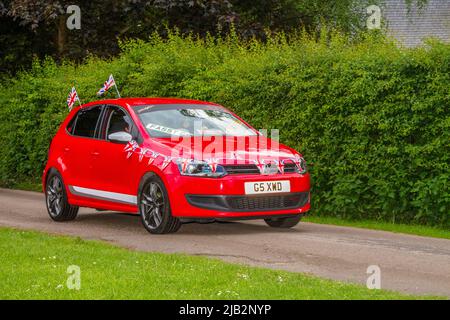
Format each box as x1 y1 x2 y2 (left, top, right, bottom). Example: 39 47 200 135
72 107 102 138
66 116 77 134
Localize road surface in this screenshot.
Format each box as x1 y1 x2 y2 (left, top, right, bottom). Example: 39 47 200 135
0 188 449 297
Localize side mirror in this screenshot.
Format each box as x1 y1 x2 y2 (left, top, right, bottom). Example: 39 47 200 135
108 131 133 144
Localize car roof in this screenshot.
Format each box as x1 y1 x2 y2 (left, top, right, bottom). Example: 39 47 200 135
79 97 221 109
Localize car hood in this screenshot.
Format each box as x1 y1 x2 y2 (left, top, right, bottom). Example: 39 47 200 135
145 135 299 164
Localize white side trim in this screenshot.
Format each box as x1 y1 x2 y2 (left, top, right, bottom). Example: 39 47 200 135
69 185 137 205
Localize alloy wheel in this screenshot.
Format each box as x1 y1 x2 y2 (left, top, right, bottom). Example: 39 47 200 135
46 176 64 217
141 182 165 229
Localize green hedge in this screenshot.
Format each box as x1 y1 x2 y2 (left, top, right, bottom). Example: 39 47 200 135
0 31 449 227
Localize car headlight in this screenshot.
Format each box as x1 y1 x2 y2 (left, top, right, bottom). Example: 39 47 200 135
292 155 307 174
177 159 226 177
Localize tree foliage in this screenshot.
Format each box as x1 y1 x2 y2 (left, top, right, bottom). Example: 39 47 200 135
0 0 429 76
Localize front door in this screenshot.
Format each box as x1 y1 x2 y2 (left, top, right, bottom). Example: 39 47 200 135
92 105 142 205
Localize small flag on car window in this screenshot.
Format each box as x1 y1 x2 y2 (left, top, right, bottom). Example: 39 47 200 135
97 74 121 98
67 87 80 111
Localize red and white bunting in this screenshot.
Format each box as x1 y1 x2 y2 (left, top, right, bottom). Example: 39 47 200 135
160 156 173 171
291 154 304 172
253 159 266 174
275 159 285 174
138 147 150 162
206 158 219 173
123 140 139 159
179 158 192 173
147 151 159 166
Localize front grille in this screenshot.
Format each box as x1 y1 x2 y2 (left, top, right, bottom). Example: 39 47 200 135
186 192 309 212
222 164 260 175
223 162 298 175
227 194 306 211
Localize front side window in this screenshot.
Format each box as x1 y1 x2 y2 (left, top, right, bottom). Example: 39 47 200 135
101 106 142 143
72 106 102 138
106 108 132 136
134 104 257 138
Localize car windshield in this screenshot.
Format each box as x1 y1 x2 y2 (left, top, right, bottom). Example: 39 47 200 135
134 104 257 138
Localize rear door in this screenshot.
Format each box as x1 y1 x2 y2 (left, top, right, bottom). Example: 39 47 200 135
64 105 104 191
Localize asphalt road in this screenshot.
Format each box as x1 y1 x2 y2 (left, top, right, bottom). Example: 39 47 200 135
0 188 449 297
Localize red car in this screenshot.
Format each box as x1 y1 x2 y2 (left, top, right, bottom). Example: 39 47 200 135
43 98 310 234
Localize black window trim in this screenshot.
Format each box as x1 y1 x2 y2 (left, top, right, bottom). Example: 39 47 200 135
65 104 105 140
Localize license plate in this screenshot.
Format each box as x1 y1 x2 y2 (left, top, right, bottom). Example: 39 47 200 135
244 180 290 195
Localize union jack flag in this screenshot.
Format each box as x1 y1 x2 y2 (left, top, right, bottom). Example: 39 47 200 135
160 156 173 171
67 87 80 110
147 151 159 166
179 158 192 173
253 159 266 174
138 148 150 162
291 154 305 172
205 158 219 173
124 140 139 159
97 74 116 96
275 159 285 174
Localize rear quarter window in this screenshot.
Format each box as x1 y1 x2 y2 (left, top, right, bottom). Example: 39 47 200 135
70 106 102 138
66 115 77 134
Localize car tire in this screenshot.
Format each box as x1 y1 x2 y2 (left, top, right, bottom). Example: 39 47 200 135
138 174 181 234
264 215 301 228
45 171 79 221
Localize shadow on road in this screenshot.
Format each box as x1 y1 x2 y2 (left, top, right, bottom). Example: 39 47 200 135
75 211 305 236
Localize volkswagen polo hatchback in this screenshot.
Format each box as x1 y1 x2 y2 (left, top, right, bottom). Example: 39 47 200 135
43 98 310 234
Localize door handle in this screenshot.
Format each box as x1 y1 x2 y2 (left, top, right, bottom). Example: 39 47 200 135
63 147 70 152
91 151 100 156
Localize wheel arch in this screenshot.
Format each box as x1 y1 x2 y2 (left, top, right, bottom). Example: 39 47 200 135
138 171 154 196
43 167 72 199
136 169 181 234
43 167 59 190
137 170 172 210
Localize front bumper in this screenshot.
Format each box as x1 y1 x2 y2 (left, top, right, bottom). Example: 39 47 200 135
186 192 309 212
165 172 311 218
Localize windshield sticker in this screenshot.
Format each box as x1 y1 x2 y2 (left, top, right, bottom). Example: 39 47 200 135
137 105 155 113
146 123 190 136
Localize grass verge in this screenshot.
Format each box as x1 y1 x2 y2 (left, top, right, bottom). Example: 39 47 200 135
0 227 437 300
304 216 450 240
